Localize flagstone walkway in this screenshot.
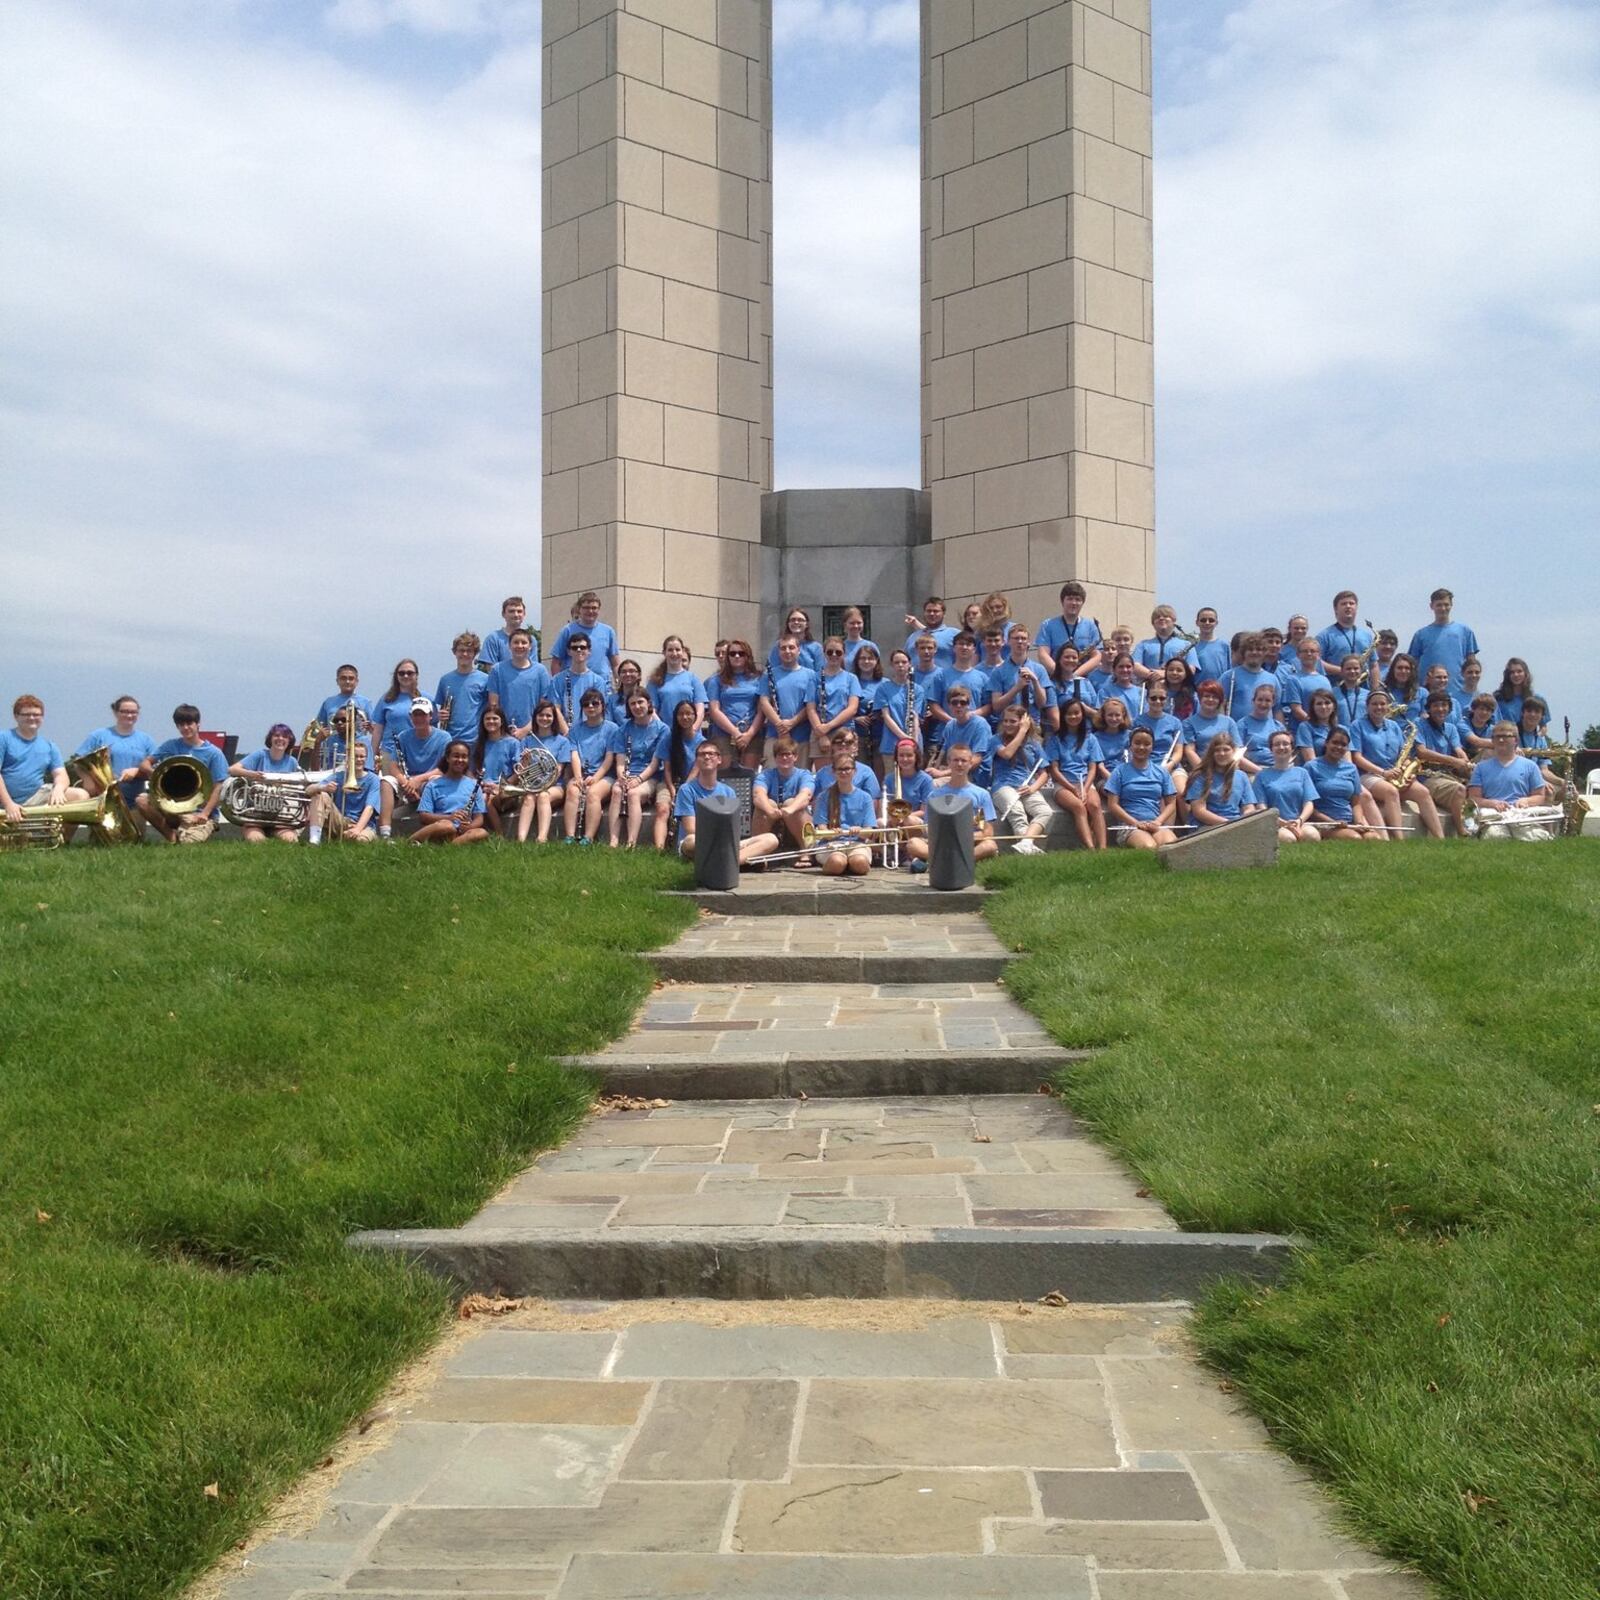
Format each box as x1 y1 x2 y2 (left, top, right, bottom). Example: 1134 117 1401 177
214 875 1430 1599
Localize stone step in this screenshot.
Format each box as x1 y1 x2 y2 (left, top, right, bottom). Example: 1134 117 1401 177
677 881 990 917
351 1223 1291 1303
575 980 1085 1099
651 912 1014 984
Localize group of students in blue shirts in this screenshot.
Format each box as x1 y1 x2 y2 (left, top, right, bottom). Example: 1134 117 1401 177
6 584 1571 853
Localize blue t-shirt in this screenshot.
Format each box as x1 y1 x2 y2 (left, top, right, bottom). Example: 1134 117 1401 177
611 718 667 776
1471 756 1546 803
873 679 927 752
478 627 517 668
419 774 485 817
1185 769 1259 822
1316 623 1373 670
1235 714 1283 768
1133 635 1188 673
332 772 382 822
934 666 990 714
907 624 960 669
1279 666 1333 712
432 670 491 740
1495 694 1544 729
1221 667 1278 721
240 749 301 775
650 670 708 723
74 727 157 802
1046 729 1105 785
813 765 882 801
1100 683 1142 721
389 726 449 777
1095 726 1131 770
1134 711 1185 760
1190 640 1232 682
941 715 995 759
1351 717 1403 767
768 639 825 676
815 670 863 722
549 669 607 727
1 730 65 797
989 661 1053 722
754 765 815 805
884 768 934 810
673 777 735 819
842 638 881 671
1293 720 1337 760
488 661 554 730
551 620 617 675
766 666 819 723
369 695 418 750
1407 621 1479 695
524 732 574 776
709 673 765 732
1104 759 1176 821
991 738 1046 791
480 735 523 783
1332 684 1370 727
1414 717 1465 758
317 691 373 724
817 786 879 832
1308 757 1363 821
929 781 998 822
655 726 705 785
1036 614 1102 662
570 718 617 774
152 737 230 785
1255 764 1318 821
1051 677 1102 717
1183 712 1239 758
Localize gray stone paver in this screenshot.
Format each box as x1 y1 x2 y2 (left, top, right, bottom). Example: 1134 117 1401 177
669 913 1007 959
218 1307 1426 1598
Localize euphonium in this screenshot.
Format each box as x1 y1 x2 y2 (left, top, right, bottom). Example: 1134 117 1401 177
0 791 141 851
148 753 214 816
219 772 314 828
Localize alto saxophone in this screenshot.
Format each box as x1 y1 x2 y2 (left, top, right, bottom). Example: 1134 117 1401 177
1388 723 1421 787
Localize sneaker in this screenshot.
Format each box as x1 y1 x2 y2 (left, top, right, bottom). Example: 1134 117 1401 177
1013 839 1044 856
909 859 928 874
565 835 578 845
578 835 591 846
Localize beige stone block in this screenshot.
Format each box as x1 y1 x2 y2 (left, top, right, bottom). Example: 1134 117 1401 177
547 145 609 228
545 344 580 411
549 396 610 474
1085 391 1149 463
544 96 579 166
1066 192 1116 268
578 459 623 525
577 77 621 152
1115 333 1153 403
664 280 746 356
548 271 610 350
545 0 581 45
1086 517 1148 588
1071 451 1118 521
625 459 718 535
663 405 747 476
615 522 664 589
624 586 719 659
942 275 1028 355
1083 6 1143 88
549 18 609 102
663 31 744 112
1114 208 1152 279
928 105 974 177
974 454 1070 530
1082 133 1144 213
1069 323 1117 393
718 595 761 647
930 352 975 420
543 466 580 536
1113 81 1152 155
717 109 766 182
626 0 717 44
718 477 761 540
926 417 944 481
622 331 717 410
943 400 1030 477
662 529 749 597
1027 260 1072 331
547 524 611 596
578 203 624 276
932 474 975 540
973 327 1067 408
578 330 620 403
927 0 974 55
943 21 1028 110
1116 460 1154 528
717 232 764 301
662 154 747 232
1115 0 1152 30
1067 65 1114 140
1144 273 1154 340
1025 129 1072 205
624 206 719 290
546 217 581 289
614 11 663 85
1026 516 1086 584
717 0 764 60
973 198 1066 286
942 148 1028 232
1082 261 1144 337
972 69 1067 161
624 79 717 164
613 266 664 338
617 140 664 210
1026 4 1074 75
1028 388 1072 457
612 394 664 463
929 229 975 299
944 523 1031 594
718 353 764 422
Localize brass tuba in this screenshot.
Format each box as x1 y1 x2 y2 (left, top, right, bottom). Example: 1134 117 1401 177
0 789 143 851
219 772 313 829
148 753 214 816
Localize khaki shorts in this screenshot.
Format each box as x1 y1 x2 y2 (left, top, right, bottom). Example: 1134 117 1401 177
1422 773 1464 804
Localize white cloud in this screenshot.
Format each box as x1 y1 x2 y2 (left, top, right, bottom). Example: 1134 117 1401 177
324 0 537 38
774 0 919 49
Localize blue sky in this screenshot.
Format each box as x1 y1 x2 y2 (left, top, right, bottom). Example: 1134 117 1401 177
3 0 1597 746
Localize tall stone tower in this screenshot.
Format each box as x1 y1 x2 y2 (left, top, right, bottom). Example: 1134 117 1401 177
541 0 1153 660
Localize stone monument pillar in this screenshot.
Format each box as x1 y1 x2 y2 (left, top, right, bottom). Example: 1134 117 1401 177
921 0 1155 632
540 0 773 659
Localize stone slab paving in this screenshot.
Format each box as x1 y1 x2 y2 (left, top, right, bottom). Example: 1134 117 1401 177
471 1097 1176 1234
215 1305 1430 1599
668 913 1007 958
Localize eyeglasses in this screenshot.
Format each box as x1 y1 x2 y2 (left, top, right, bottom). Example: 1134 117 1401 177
569 642 590 650
398 669 417 676
728 649 748 658
825 650 844 658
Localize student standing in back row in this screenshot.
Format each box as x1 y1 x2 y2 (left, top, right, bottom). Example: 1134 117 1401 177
1407 588 1479 697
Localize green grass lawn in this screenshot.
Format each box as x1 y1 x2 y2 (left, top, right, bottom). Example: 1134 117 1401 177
0 845 693 1600
984 842 1600 1600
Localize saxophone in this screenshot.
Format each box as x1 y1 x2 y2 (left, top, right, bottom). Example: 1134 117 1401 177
1388 723 1420 787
